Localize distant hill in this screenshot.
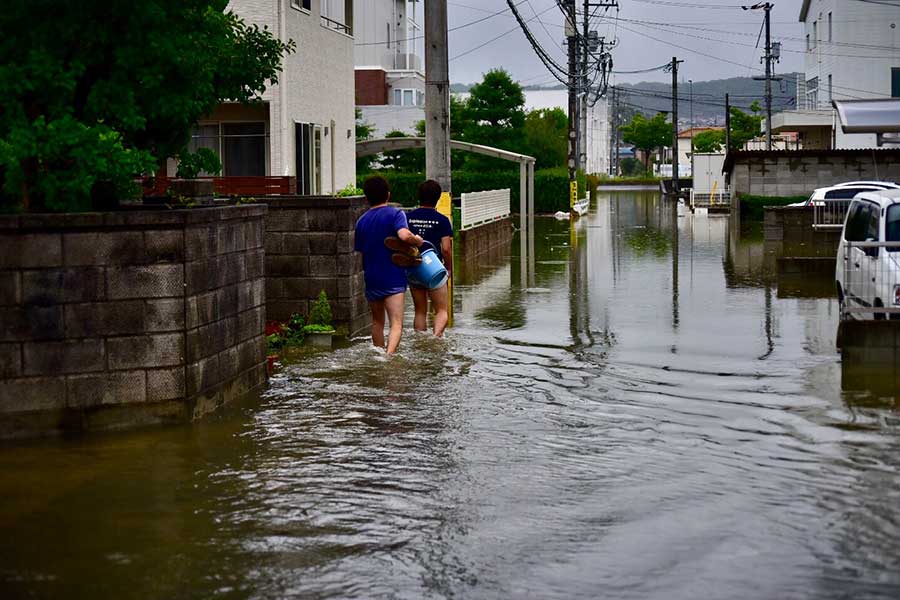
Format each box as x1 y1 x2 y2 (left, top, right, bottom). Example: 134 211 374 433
451 74 801 122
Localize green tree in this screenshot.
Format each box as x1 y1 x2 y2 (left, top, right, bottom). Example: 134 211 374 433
379 130 424 173
619 157 645 176
728 102 764 150
0 0 292 212
461 69 525 170
692 130 726 153
621 113 670 170
523 108 567 169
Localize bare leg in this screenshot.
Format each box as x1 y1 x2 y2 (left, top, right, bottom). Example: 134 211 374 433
429 284 449 337
368 299 385 349
411 286 429 332
383 292 405 354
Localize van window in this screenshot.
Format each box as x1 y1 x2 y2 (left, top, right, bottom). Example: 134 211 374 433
866 204 880 241
844 202 869 242
824 187 874 200
886 205 900 251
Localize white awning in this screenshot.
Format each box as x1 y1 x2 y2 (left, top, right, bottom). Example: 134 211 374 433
832 99 900 134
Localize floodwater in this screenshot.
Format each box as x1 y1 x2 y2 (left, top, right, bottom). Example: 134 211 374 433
3 191 900 599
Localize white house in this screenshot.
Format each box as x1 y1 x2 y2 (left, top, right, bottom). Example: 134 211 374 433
770 0 900 149
354 0 425 137
183 0 356 195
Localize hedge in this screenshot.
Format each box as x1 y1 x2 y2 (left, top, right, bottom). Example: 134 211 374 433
358 167 586 213
739 193 808 221
596 175 662 186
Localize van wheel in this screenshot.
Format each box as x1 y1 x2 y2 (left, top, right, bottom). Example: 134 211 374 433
874 298 886 321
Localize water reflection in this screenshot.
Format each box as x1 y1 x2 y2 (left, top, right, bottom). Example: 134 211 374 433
2 191 900 599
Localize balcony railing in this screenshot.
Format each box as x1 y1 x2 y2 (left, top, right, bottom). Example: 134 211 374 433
320 15 350 35
142 176 297 197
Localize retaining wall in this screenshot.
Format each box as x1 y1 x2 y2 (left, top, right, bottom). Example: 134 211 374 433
457 218 514 259
0 205 268 438
259 196 370 337
764 205 842 259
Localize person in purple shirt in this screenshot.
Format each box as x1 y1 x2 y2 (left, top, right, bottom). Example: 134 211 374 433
405 180 453 337
354 176 423 354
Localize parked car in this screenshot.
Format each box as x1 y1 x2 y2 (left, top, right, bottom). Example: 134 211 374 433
833 181 900 190
835 189 900 320
790 183 895 207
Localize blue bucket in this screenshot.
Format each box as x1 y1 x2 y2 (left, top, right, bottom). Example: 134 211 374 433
406 242 448 290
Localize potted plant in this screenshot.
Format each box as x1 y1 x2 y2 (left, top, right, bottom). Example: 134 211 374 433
304 290 336 348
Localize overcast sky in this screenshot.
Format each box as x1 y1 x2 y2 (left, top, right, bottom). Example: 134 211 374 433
445 0 804 85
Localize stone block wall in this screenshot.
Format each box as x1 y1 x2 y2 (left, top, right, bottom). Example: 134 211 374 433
258 196 370 337
0 205 267 438
728 149 900 197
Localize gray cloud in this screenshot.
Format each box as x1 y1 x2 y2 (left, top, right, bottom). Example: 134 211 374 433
447 0 804 85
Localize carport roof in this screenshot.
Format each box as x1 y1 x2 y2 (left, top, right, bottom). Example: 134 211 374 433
833 99 900 134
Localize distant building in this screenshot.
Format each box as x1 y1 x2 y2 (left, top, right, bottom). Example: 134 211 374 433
584 98 610 175
183 0 356 195
354 0 425 137
770 0 900 149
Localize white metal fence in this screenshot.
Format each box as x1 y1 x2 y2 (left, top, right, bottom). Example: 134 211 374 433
840 240 900 319
689 189 732 210
813 200 852 230
460 188 511 231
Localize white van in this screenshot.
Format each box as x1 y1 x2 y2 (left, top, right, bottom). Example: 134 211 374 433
835 189 900 320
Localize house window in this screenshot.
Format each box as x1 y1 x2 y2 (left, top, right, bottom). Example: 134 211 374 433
893 68 900 98
827 12 832 42
291 0 311 11
828 74 833 102
806 77 819 109
806 34 810 51
295 123 322 195
812 21 817 48
386 23 391 48
188 122 267 177
392 88 423 107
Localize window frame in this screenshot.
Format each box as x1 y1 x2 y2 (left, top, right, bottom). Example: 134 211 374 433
189 121 268 177
892 68 900 99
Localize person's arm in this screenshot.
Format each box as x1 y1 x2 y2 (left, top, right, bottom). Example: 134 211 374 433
441 235 453 275
398 227 423 247
393 210 423 247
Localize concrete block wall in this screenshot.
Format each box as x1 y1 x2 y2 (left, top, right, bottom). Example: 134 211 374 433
457 218 514 260
763 206 842 259
729 150 900 197
0 205 267 438
258 196 370 337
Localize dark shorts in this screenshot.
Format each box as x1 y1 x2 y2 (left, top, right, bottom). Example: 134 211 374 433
365 286 406 302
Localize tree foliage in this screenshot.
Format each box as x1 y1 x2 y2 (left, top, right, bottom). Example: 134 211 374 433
379 130 425 173
457 69 525 170
523 108 567 170
621 113 670 169
728 102 764 150
0 0 292 212
691 130 726 154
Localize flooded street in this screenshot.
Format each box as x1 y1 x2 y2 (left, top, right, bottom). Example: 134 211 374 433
3 191 900 599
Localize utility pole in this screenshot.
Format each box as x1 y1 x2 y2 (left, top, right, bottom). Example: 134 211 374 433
580 0 590 173
763 2 773 150
670 56 683 195
609 86 617 175
725 93 732 152
566 0 578 210
745 2 779 151
425 0 451 193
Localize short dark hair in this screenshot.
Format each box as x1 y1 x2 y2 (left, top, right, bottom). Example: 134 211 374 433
363 175 390 206
417 179 442 207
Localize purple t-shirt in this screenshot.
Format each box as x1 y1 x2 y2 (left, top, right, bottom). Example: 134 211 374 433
354 205 409 300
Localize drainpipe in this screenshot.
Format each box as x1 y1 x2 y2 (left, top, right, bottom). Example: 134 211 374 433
330 119 336 193
278 0 289 176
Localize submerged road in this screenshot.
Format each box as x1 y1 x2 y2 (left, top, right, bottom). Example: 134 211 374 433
1 191 899 599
